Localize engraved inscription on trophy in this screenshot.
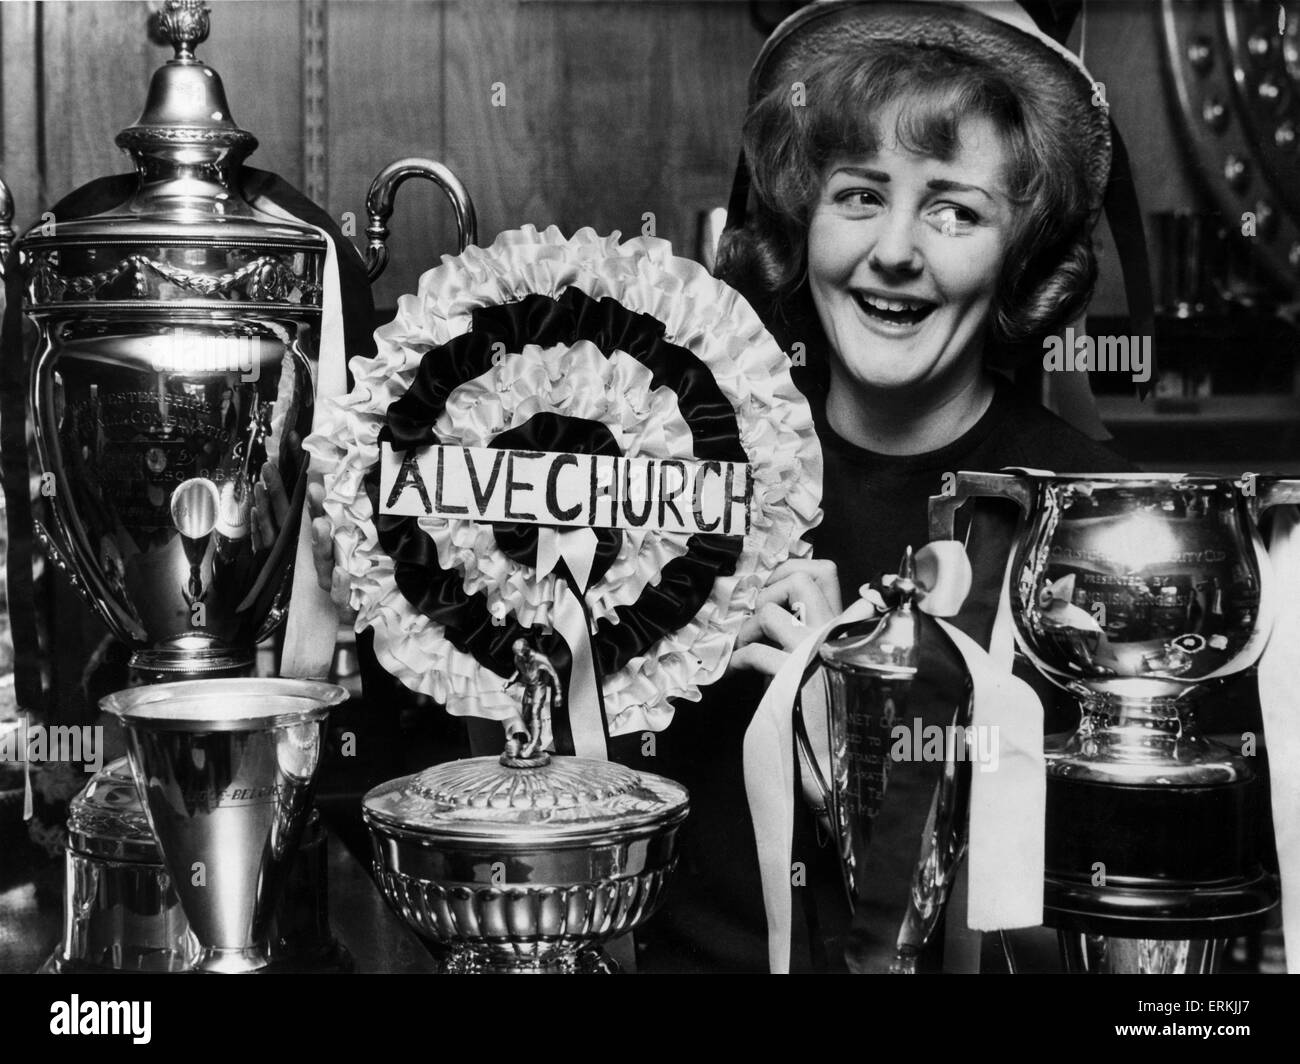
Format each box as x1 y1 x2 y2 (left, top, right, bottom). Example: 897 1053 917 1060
843 679 901 820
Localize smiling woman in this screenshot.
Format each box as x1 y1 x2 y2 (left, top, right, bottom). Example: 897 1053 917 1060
632 2 1142 975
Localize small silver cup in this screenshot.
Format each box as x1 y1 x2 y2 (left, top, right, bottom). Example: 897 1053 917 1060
102 678 347 973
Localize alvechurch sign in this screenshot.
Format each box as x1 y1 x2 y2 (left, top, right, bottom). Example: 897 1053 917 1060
381 444 752 536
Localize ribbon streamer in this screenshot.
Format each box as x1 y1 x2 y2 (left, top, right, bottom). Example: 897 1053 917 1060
935 591 1045 931
743 540 972 973
258 197 348 681
535 526 608 760
1258 505 1300 973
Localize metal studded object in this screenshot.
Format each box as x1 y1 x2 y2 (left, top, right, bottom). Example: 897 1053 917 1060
1161 0 1300 289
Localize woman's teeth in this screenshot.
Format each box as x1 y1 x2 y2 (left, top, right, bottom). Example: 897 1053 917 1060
855 293 935 325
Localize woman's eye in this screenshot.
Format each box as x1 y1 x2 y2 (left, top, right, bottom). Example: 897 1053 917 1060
930 204 978 234
832 188 883 214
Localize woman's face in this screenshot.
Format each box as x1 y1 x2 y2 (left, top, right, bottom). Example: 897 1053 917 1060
807 109 1015 397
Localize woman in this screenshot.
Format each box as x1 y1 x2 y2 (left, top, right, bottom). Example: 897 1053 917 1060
309 1 1139 973
633 1 1138 973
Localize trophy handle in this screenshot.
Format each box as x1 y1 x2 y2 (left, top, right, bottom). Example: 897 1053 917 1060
928 471 1034 542
0 174 14 275
32 516 121 633
792 691 834 814
363 158 478 282
1254 475 1300 513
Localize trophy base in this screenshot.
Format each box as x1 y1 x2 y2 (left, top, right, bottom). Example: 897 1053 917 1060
192 945 271 974
1054 932 1227 974
127 645 254 682
55 758 345 974
1044 772 1278 939
437 945 618 974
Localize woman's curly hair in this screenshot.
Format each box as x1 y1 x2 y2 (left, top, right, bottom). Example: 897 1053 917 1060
717 39 1101 359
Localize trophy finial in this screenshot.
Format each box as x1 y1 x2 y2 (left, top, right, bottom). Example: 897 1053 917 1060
157 0 210 62
883 546 918 603
502 640 560 767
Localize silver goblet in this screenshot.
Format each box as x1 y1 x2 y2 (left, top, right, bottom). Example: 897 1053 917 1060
931 471 1295 973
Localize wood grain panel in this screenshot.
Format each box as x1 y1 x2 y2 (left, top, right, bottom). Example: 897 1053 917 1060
199 0 303 197
1 2 43 232
444 0 757 274
443 0 563 251
40 0 155 203
327 0 447 311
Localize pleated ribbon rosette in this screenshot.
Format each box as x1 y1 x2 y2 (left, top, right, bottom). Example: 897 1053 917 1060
304 226 822 754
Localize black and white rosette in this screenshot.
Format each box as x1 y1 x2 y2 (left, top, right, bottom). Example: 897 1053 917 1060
306 226 821 757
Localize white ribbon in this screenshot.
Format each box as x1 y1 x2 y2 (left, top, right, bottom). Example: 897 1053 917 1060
936 565 1045 931
536 526 607 760
255 198 348 680
1257 504 1300 973
743 540 973 972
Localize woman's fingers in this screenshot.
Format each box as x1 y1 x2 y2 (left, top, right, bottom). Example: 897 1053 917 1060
306 479 326 520
260 462 292 528
307 479 334 592
305 479 342 597
727 642 788 677
755 570 836 630
329 565 353 611
738 600 810 654
312 516 335 594
766 557 843 615
251 481 276 552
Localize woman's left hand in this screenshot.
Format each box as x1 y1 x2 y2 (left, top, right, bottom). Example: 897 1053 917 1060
729 558 843 676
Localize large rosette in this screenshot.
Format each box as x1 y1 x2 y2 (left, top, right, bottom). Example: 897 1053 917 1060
306 225 821 747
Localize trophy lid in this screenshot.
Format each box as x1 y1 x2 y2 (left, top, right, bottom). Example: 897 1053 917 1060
20 0 324 309
67 757 160 862
115 0 258 158
365 643 688 844
363 754 690 845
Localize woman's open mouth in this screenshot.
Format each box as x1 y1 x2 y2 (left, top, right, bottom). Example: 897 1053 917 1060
853 292 937 328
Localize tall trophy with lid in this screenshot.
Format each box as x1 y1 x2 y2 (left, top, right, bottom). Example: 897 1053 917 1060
0 0 475 971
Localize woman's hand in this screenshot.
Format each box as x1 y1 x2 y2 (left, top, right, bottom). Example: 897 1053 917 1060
250 462 292 553
307 479 356 618
729 558 843 676
729 558 883 833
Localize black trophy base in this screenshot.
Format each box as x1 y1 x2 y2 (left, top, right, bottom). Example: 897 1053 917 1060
1043 773 1279 939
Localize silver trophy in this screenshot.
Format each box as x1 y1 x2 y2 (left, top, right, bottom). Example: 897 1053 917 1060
363 643 690 973
0 1 476 973
103 678 347 973
8 2 473 680
796 552 920 908
931 471 1296 973
795 548 972 973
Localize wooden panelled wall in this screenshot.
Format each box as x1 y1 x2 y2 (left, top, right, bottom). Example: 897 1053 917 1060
0 1 1206 317
0 0 767 310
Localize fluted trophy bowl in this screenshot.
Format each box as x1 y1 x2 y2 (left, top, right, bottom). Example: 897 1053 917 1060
932 471 1295 970
30 310 317 678
364 754 689 974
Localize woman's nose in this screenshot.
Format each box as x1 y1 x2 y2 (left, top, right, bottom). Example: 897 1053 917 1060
867 213 922 277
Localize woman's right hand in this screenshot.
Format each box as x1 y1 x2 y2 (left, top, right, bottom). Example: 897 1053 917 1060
307 479 356 619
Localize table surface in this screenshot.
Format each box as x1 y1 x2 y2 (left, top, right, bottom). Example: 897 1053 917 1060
0 812 438 975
